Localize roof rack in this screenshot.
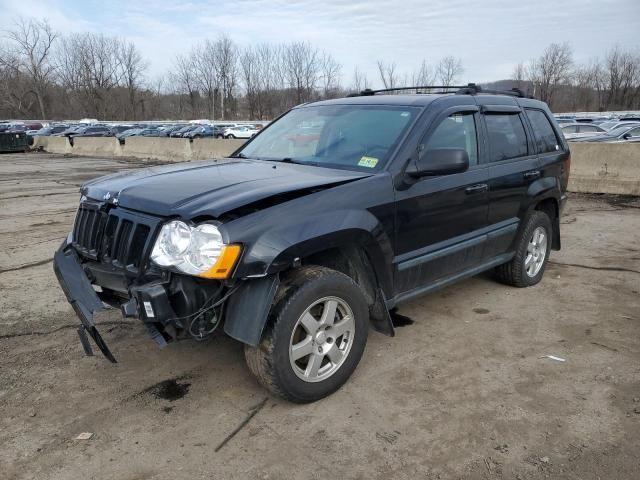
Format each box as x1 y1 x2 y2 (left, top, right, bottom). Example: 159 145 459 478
347 85 467 97
347 83 533 99
456 83 532 98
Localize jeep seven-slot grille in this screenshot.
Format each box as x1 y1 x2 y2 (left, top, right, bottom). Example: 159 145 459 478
72 202 154 274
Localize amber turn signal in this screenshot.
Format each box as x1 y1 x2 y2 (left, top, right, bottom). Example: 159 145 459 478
197 244 242 279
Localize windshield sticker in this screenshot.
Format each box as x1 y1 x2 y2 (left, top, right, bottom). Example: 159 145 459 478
358 156 379 168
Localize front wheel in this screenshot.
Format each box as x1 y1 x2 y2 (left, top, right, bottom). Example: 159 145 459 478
226 134 235 139
494 211 552 287
244 266 369 403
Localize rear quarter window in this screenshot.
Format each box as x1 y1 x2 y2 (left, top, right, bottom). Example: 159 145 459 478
525 109 561 153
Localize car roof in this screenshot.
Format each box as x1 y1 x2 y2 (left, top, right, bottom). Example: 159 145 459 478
304 93 549 110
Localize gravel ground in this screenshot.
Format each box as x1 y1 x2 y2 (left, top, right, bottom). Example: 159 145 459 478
1 152 639 480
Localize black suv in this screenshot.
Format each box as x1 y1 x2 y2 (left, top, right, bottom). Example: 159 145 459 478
54 84 570 403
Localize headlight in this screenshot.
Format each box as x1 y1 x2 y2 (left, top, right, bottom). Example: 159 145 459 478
150 220 241 279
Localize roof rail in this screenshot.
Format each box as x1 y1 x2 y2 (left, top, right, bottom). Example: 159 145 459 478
346 83 533 99
456 83 532 98
347 85 469 97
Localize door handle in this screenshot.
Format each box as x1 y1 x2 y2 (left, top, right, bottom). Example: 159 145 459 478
524 170 541 180
465 184 488 194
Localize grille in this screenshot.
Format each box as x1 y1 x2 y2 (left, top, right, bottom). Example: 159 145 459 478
72 201 155 274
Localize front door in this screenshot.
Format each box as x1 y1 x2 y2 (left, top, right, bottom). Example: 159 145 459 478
393 107 489 295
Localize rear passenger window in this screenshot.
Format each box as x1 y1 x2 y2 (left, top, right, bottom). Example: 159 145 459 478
525 109 560 153
484 114 528 162
421 112 478 165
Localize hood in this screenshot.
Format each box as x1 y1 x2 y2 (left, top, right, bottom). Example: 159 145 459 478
81 158 371 219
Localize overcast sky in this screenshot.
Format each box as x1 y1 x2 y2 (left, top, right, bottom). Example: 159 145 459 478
1 0 639 87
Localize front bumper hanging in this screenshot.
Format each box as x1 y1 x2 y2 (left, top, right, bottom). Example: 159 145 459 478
53 243 117 363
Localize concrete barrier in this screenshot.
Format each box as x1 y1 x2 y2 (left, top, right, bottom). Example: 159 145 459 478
121 137 191 161
31 135 48 150
73 137 120 157
190 138 245 160
568 143 640 196
44 136 72 154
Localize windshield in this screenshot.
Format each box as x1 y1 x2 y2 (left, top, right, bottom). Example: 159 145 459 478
237 104 419 172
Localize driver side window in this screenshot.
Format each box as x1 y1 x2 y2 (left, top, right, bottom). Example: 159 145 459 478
420 113 478 165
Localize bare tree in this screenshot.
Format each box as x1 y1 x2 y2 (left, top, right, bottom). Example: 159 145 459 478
376 61 399 89
437 56 463 87
604 45 640 109
526 43 573 108
2 18 57 118
512 62 526 89
352 66 370 92
192 40 219 119
319 52 341 98
283 41 319 104
214 35 239 119
411 59 437 86
171 53 199 118
118 40 147 119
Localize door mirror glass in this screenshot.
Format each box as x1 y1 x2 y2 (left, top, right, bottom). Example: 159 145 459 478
407 148 469 177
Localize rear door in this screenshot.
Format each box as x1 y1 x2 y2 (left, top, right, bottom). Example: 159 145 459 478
479 102 539 258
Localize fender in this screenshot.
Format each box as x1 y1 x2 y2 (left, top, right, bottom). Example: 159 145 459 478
222 208 396 346
526 176 561 249
228 208 395 297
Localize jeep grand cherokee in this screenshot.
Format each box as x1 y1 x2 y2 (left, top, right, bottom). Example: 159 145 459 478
54 84 569 403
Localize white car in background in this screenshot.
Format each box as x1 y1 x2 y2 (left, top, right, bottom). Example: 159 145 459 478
561 123 606 140
223 125 259 139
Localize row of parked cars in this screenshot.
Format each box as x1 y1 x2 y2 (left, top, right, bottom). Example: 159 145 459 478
554 114 640 143
0 121 263 143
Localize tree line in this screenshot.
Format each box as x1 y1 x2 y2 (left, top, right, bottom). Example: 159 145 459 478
1 18 639 121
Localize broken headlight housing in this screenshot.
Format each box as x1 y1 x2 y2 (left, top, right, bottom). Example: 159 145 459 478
150 220 240 279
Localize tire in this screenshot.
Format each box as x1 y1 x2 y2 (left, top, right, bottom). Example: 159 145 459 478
244 266 369 403
227 134 235 139
494 211 552 287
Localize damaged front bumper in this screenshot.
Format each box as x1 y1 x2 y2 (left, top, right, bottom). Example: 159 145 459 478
53 240 279 362
53 244 117 362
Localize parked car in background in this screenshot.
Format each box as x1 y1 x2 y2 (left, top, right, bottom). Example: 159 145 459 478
8 123 43 133
170 125 198 138
570 124 640 143
109 125 136 136
157 125 184 137
598 120 640 131
561 123 606 140
54 126 85 137
31 125 69 137
116 128 143 139
184 125 226 139
71 126 112 138
223 125 258 139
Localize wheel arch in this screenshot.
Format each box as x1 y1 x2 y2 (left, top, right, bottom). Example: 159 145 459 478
526 181 561 250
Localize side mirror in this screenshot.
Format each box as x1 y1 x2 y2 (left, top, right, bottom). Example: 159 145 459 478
622 133 632 140
406 148 470 178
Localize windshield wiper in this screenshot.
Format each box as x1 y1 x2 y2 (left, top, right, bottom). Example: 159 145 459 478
278 157 303 164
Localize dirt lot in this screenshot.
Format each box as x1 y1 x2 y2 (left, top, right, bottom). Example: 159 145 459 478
1 152 639 480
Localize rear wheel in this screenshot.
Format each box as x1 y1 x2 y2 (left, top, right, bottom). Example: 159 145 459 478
226 134 236 139
244 266 369 403
494 211 552 287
